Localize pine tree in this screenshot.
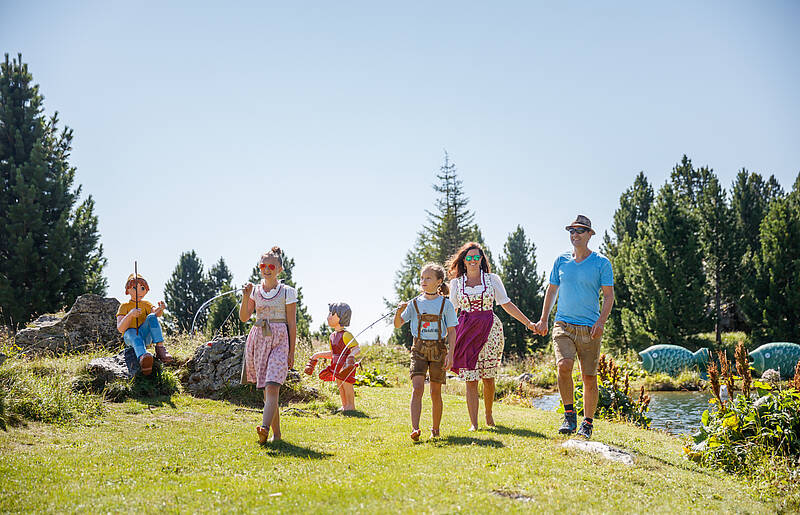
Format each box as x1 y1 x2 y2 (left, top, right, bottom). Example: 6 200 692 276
696 171 735 346
389 152 490 346
0 54 107 328
164 250 209 333
206 258 233 294
205 284 244 337
741 173 800 342
627 184 707 343
497 226 545 356
601 172 654 351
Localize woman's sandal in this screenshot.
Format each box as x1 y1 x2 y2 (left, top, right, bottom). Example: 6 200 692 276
430 429 440 439
410 429 421 442
256 426 269 445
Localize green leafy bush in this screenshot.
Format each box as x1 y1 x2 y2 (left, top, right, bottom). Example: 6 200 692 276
354 367 391 387
560 354 652 428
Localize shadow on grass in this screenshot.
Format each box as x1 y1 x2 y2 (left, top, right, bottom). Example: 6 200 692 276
261 440 333 460
434 435 505 448
490 424 547 439
339 409 370 419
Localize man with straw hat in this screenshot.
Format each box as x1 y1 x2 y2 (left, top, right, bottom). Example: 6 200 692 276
534 215 614 439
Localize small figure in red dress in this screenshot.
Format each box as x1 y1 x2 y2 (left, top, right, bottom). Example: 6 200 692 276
308 303 360 411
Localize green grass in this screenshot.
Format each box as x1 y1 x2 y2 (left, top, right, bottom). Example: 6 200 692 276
0 385 782 513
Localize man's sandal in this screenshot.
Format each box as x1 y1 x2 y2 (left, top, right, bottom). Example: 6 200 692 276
430 429 440 438
410 429 421 442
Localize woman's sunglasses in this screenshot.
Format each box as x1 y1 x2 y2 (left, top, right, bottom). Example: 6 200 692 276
464 255 482 262
568 227 589 235
259 263 276 271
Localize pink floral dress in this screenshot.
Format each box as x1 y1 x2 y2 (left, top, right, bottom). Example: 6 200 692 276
242 282 296 388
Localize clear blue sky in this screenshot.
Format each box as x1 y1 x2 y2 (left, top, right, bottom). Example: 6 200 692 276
2 1 799 343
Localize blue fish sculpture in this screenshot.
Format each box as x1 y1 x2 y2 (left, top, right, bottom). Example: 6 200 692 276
749 342 800 378
639 345 710 377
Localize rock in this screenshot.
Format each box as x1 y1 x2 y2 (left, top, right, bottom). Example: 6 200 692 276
516 372 534 383
185 336 248 399
15 294 122 355
562 439 635 466
0 352 6 367
87 347 140 383
761 368 781 384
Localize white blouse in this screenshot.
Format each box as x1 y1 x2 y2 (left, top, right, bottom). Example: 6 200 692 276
449 273 511 307
250 282 298 304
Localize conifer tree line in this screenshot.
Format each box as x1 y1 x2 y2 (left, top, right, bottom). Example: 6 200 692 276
603 155 800 350
163 251 313 341
0 54 107 329
388 153 547 356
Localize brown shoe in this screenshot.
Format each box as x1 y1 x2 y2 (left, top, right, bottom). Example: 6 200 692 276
154 344 174 364
139 353 154 376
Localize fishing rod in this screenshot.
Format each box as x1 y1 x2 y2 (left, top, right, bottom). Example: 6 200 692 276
190 287 245 335
134 261 139 336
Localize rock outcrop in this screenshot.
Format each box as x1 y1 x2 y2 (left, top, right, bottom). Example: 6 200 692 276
87 347 140 383
185 336 248 399
15 294 122 355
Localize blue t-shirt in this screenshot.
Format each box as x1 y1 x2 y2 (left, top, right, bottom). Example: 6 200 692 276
401 295 458 340
549 251 614 326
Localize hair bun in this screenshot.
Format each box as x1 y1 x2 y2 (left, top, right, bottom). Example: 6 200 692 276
271 246 283 256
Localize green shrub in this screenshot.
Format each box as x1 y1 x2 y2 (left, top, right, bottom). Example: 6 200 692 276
559 354 652 428
354 367 391 387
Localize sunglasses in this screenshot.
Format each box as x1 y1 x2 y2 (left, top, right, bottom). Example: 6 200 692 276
259 263 276 271
568 227 589 235
464 255 482 262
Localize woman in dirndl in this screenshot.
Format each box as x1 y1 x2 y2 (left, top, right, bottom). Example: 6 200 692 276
447 242 538 430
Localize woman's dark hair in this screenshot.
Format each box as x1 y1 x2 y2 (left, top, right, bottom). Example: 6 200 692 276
446 242 490 279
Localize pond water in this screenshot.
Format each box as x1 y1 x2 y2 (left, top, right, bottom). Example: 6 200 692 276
531 391 712 435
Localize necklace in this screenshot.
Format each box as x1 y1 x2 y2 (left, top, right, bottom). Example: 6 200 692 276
258 282 283 301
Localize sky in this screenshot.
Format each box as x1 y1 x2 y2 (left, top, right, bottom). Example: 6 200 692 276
2 1 799 344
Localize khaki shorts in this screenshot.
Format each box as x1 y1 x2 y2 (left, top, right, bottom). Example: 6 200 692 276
552 321 602 376
410 338 448 384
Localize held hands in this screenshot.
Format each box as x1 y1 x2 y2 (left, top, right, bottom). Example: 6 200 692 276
533 319 549 336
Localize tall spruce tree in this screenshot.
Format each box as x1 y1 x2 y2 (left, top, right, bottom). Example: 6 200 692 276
204 258 244 337
164 250 209 333
389 152 489 347
730 169 785 332
627 184 707 343
740 173 800 343
497 226 545 356
601 172 654 350
696 171 735 345
0 54 107 328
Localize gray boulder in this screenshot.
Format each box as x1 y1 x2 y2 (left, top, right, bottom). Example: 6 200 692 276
185 336 248 399
15 294 122 355
87 347 140 383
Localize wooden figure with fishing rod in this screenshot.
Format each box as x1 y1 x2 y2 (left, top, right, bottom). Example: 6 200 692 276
115 263 173 376
239 247 297 445
394 263 458 442
305 302 361 412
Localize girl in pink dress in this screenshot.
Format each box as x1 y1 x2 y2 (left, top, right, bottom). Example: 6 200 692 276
239 247 298 444
447 242 537 430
